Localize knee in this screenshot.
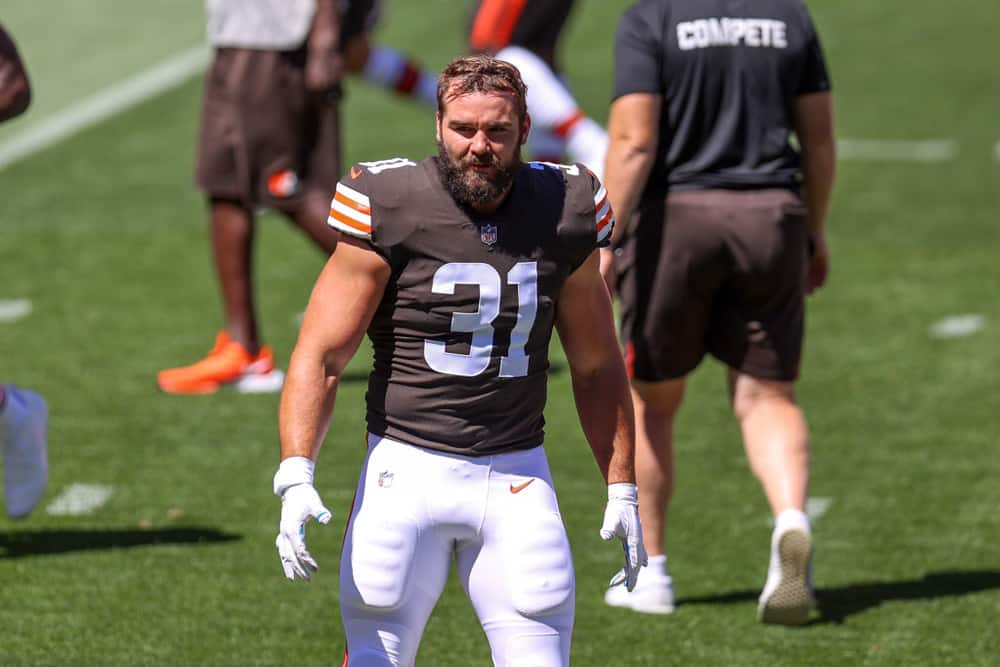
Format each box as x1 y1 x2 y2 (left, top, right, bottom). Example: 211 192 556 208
730 374 797 421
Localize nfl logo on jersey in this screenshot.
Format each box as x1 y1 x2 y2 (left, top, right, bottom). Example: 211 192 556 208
480 224 498 246
378 470 394 488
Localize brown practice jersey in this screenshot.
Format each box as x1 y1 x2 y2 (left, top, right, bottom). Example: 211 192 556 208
328 157 614 455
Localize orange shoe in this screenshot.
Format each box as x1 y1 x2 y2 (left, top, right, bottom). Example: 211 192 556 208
157 332 283 395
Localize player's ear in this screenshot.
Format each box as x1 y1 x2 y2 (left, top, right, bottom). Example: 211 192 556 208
520 113 531 146
435 111 443 142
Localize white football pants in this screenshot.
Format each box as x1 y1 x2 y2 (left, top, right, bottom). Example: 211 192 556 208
340 434 575 666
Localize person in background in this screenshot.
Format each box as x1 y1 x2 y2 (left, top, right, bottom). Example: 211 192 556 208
160 0 438 395
600 0 835 625
467 0 609 178
1 22 49 519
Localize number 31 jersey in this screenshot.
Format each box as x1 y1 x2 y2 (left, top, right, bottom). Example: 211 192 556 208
328 157 614 456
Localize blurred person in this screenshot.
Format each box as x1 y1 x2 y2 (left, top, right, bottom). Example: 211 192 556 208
157 0 345 394
272 55 646 665
1 22 48 519
158 1 441 395
600 0 835 625
467 0 609 178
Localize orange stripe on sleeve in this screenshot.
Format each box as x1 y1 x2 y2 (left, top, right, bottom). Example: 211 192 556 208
334 190 371 216
330 208 372 235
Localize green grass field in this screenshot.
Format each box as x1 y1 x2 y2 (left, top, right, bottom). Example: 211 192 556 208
2 1 999 664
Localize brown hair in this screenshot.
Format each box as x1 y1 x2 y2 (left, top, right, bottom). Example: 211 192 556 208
437 55 528 122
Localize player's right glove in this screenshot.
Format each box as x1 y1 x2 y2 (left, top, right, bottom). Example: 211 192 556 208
600 482 648 591
273 456 332 581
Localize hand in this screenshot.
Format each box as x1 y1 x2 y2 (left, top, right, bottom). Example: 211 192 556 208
600 482 648 591
275 483 332 581
305 47 343 95
805 234 829 295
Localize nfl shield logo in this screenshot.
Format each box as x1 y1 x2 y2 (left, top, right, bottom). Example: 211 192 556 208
480 224 498 246
378 470 394 488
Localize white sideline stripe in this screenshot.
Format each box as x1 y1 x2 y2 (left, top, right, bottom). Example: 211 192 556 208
0 299 32 323
929 313 986 339
837 139 957 162
46 483 114 516
994 141 1000 162
806 496 832 522
0 45 211 172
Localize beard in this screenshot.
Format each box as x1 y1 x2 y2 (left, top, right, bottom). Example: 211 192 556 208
435 141 521 210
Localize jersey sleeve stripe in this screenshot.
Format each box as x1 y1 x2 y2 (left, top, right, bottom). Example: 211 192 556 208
334 186 371 215
596 211 615 243
328 207 373 237
593 185 608 209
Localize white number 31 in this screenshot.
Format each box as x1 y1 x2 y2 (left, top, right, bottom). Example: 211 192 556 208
424 261 538 378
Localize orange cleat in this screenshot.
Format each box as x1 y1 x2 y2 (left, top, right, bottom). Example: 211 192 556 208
157 332 284 395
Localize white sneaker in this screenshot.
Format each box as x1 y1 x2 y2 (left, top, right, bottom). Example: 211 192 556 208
604 566 675 614
758 523 814 625
1 385 49 519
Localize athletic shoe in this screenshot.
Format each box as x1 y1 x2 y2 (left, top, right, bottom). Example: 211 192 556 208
157 332 284 395
604 566 675 614
1 385 49 519
758 523 814 625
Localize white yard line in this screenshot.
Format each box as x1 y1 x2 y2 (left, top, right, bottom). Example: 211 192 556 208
929 313 986 339
46 483 114 516
994 140 1000 162
837 139 958 162
0 45 210 172
0 299 32 323
806 496 833 522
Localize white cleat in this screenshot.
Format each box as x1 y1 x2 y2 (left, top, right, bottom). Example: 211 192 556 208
758 525 814 625
232 368 285 394
1 385 49 519
604 568 675 615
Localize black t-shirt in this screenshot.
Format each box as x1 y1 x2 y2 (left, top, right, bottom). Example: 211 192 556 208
327 157 613 456
613 0 831 197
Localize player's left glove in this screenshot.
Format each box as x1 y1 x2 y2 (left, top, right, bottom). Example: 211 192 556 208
600 482 648 591
273 457 332 582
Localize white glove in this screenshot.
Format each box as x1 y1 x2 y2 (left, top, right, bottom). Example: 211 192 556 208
600 482 648 591
274 457 332 581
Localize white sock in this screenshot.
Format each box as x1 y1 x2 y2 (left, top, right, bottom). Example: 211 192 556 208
646 554 669 578
775 508 811 536
362 46 437 107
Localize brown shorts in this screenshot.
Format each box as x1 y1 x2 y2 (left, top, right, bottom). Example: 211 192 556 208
617 189 808 382
194 47 341 211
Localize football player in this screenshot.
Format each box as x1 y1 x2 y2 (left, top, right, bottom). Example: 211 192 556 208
273 55 646 666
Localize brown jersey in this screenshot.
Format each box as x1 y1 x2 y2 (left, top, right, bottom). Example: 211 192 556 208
328 157 614 455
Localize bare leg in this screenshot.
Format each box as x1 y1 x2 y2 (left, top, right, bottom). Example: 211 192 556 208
289 190 340 254
632 378 686 557
728 370 809 515
210 198 259 355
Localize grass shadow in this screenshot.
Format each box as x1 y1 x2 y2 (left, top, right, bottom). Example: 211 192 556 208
677 570 1000 624
0 527 241 558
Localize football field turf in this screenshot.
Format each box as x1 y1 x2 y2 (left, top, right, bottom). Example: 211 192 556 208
1 1 999 664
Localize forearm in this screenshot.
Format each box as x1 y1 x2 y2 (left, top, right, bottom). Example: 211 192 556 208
801 138 836 239
571 363 636 485
308 0 339 51
278 346 339 462
604 139 656 246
